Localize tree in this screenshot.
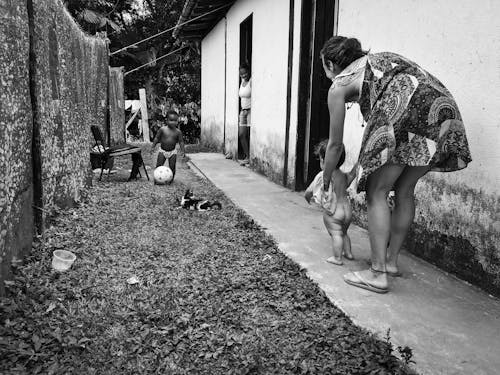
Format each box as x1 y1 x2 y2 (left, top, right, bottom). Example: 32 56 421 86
63 0 133 35
65 0 201 140
108 0 200 107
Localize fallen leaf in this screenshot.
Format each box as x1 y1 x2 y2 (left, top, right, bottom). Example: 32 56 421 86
46 302 56 313
127 276 140 285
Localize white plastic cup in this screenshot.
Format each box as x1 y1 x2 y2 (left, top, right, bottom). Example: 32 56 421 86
52 250 76 272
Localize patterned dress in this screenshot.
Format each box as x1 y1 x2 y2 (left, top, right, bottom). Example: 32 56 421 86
335 52 472 192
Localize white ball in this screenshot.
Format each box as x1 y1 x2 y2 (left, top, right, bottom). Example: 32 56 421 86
154 166 173 184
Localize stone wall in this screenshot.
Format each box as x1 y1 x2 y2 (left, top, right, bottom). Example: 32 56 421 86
31 0 108 215
0 0 109 294
0 0 33 295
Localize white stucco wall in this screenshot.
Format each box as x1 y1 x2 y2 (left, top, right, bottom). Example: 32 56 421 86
337 0 500 300
200 20 226 150
338 0 500 194
286 0 304 188
223 0 292 181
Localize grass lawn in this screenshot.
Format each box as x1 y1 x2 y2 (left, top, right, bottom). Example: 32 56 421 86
0 147 416 374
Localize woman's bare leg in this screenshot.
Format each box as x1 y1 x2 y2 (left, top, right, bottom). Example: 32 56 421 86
345 164 404 289
386 165 430 274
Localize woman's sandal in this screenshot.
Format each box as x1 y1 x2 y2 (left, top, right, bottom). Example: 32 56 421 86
343 268 389 294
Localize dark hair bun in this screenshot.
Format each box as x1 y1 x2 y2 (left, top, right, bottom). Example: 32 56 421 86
320 36 367 70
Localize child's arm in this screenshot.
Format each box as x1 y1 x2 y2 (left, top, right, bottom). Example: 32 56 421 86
151 128 161 149
304 185 313 204
177 129 186 157
346 162 359 186
304 172 321 204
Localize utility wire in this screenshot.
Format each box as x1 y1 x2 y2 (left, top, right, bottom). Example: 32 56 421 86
110 3 231 56
124 45 187 76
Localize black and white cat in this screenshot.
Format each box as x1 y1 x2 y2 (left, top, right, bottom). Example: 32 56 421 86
179 189 222 211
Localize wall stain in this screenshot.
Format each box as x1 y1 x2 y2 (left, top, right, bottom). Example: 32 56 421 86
349 173 500 297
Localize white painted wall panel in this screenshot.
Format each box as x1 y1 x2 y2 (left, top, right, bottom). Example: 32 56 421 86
224 0 291 181
200 20 226 150
338 0 500 194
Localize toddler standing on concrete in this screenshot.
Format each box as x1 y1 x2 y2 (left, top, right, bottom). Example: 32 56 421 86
305 140 358 265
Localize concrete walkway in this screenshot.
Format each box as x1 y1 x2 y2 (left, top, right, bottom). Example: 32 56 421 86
188 153 500 375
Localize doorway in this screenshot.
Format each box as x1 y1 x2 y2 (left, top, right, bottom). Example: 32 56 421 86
295 0 338 190
238 14 252 160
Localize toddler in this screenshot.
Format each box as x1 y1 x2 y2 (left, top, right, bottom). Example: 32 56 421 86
305 140 358 265
151 110 186 183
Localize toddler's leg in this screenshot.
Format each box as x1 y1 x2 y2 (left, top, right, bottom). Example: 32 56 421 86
156 152 166 168
343 233 354 260
168 154 177 183
323 212 344 265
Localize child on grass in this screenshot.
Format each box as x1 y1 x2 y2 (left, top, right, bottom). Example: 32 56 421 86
305 140 358 265
151 110 186 184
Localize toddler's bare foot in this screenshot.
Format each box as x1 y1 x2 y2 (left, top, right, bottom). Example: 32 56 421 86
342 250 354 260
385 263 402 277
325 256 343 266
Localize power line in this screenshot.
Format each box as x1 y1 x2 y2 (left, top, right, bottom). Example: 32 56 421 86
124 45 187 76
110 3 232 56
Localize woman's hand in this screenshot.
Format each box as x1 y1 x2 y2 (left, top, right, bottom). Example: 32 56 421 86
320 185 336 216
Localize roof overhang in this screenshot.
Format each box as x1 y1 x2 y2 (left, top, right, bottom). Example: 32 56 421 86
173 0 235 40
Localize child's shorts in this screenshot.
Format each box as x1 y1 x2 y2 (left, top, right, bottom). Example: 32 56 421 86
159 148 177 159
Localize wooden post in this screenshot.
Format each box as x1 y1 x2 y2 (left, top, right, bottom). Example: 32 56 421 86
139 88 150 142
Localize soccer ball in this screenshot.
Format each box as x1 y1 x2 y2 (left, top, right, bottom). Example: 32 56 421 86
153 166 173 184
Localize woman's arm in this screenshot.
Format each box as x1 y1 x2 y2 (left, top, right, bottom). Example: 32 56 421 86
322 88 346 190
322 71 362 189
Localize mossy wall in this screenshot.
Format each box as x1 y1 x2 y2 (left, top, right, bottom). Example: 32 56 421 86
0 0 109 294
0 0 33 295
31 0 108 216
349 174 500 297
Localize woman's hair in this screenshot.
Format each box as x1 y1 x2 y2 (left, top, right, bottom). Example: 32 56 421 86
314 139 346 168
239 63 251 74
320 36 367 70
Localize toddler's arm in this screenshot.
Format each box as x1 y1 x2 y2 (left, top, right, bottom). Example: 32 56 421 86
304 172 322 204
304 187 313 204
177 129 186 157
151 128 161 150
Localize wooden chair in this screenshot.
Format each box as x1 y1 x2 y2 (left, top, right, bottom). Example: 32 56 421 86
90 125 149 181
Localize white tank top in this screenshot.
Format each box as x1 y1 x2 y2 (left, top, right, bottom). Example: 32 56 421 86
239 78 251 109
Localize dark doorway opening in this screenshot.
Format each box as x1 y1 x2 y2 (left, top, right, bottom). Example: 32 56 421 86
295 0 338 190
238 14 252 160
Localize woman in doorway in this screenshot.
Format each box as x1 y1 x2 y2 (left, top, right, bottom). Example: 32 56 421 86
319 36 471 293
238 63 252 165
